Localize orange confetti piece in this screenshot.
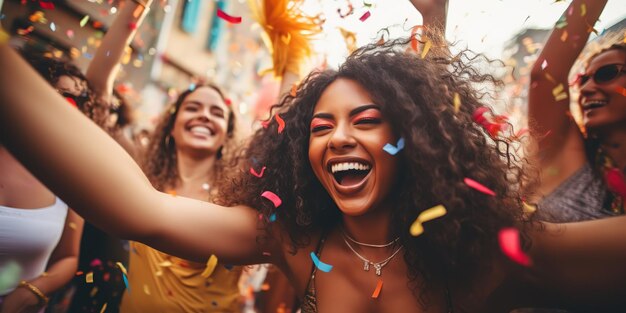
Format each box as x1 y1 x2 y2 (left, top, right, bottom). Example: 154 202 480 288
100 303 108 313
143 284 151 295
290 83 297 97
133 5 144 18
616 86 626 97
371 279 383 298
0 28 9 45
261 283 271 291
201 255 218 278
275 114 285 133
580 3 586 16
410 205 447 236
86 271 94 283
166 189 177 196
560 30 568 41
68 222 77 230
90 286 99 297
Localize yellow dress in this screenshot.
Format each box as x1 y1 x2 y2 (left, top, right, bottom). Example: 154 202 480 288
120 241 242 313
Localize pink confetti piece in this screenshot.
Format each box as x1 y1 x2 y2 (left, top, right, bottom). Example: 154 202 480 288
39 1 55 9
464 177 496 196
89 258 103 267
359 11 371 22
498 227 532 266
261 191 282 208
217 8 242 24
605 168 626 198
66 29 75 39
275 114 285 133
250 166 266 178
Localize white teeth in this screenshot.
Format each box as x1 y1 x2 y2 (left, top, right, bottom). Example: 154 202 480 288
330 162 371 173
189 126 212 135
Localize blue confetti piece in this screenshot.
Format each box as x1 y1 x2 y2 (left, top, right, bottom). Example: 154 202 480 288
122 273 130 292
269 213 276 222
383 137 405 155
310 252 333 272
188 83 196 91
83 53 93 60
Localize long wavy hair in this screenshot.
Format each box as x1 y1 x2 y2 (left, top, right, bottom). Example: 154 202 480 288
19 50 108 128
143 84 236 192
220 35 534 300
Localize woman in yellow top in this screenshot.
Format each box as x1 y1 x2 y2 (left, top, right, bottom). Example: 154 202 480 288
119 83 242 312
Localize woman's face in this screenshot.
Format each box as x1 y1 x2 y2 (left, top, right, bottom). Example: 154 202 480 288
170 87 230 155
308 78 399 216
55 75 89 107
578 50 626 130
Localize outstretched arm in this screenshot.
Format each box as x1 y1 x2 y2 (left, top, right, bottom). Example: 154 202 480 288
525 217 626 307
528 0 607 180
409 0 448 32
86 0 152 104
0 45 270 266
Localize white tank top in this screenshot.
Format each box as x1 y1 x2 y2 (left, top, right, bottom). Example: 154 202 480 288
0 197 69 295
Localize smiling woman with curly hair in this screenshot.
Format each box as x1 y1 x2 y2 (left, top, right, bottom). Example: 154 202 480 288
3 14 626 313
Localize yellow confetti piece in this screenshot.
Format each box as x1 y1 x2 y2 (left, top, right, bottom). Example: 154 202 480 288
522 201 537 216
552 83 568 101
143 284 151 295
201 255 218 278
0 28 10 45
410 205 447 237
100 303 107 313
158 261 173 267
453 92 461 113
560 30 568 42
90 287 99 297
68 222 77 230
580 3 586 16
155 270 163 276
115 262 128 276
80 15 90 28
420 40 432 59
86 271 94 283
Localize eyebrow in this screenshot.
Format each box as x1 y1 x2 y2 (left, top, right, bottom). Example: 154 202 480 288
312 103 380 119
183 101 225 111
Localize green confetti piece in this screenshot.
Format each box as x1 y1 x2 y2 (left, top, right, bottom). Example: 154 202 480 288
0 261 22 291
80 15 90 27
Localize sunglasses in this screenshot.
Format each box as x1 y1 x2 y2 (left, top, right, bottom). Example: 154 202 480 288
577 63 626 86
60 91 90 108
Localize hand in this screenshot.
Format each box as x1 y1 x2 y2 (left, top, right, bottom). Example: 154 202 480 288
0 287 43 313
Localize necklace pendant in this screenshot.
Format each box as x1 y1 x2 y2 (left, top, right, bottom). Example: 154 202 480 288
363 261 370 271
374 263 382 276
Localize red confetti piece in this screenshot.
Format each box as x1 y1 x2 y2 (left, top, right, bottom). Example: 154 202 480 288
250 166 267 178
371 279 383 298
217 8 242 24
616 86 626 97
261 119 270 129
261 191 282 208
89 258 102 267
64 97 78 107
128 22 137 30
464 177 496 196
498 228 532 266
275 114 285 133
359 11 371 22
39 1 55 9
605 168 626 198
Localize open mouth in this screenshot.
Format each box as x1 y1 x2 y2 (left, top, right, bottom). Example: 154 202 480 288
188 125 215 136
329 161 372 186
582 100 607 111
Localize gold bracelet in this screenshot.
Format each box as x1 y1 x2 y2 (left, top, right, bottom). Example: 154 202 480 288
17 281 49 307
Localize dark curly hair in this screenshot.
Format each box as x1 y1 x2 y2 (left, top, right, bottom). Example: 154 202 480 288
143 83 236 192
18 50 107 127
220 35 533 301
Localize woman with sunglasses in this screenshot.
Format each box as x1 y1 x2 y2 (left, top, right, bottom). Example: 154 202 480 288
528 0 624 225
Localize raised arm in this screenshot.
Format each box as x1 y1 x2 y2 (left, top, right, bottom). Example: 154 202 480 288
0 45 270 266
86 0 153 104
528 0 607 178
409 0 449 32
0 210 83 313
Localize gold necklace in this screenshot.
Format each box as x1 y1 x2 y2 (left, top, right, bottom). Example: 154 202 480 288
341 233 402 276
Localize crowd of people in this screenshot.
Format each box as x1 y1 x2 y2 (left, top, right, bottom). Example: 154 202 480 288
0 0 625 312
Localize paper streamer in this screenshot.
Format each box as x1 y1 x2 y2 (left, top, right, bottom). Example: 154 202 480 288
116 262 130 292
201 255 218 278
275 114 285 133
420 40 432 59
383 138 405 155
261 191 282 208
217 8 242 24
464 178 496 196
453 92 461 113
410 205 447 236
498 227 532 266
250 166 266 178
371 279 383 298
310 252 333 272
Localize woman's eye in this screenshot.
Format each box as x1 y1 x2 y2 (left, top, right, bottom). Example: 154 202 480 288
311 125 332 133
355 118 381 125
